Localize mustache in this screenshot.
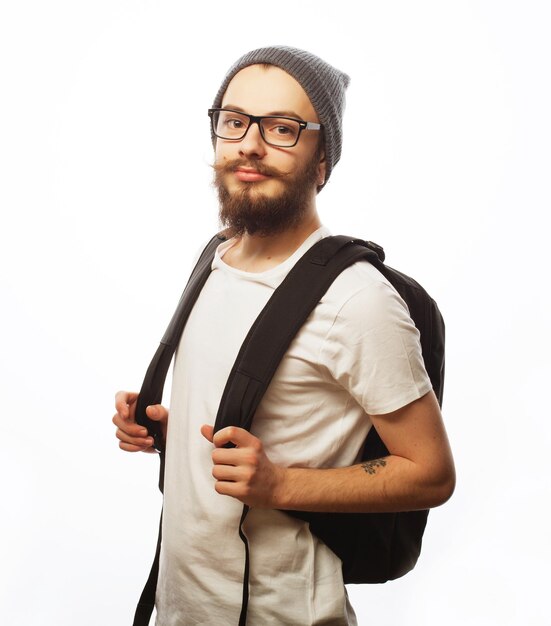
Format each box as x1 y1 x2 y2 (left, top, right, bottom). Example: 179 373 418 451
211 159 290 179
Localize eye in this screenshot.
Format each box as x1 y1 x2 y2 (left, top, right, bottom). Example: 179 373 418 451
265 120 299 139
216 111 249 135
224 117 245 129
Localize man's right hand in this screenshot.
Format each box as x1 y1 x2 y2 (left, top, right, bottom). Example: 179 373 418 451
113 390 169 453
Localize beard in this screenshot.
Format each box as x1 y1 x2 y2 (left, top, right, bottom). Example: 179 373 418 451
212 149 321 238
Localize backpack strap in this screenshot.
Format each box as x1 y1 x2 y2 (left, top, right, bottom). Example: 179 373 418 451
132 233 225 626
135 233 225 455
214 236 381 624
213 236 378 433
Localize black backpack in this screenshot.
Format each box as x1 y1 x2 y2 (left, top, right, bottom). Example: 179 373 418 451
131 233 445 626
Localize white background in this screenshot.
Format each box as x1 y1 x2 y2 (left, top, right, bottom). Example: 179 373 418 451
1 1 549 624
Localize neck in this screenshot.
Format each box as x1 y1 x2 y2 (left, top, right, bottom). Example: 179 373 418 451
223 209 322 273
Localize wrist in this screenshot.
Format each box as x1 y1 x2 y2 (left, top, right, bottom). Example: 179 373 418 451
271 465 291 509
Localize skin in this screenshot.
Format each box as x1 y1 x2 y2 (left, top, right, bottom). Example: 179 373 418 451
113 64 456 513
112 391 167 453
215 64 326 272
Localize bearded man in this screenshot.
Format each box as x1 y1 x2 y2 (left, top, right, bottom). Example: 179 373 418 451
113 46 455 626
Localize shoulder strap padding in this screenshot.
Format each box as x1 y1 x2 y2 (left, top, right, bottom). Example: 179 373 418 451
135 233 225 453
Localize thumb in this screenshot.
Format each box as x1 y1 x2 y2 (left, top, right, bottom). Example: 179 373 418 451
146 404 169 422
201 424 214 443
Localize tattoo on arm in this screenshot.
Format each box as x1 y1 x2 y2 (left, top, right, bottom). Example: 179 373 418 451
361 458 387 475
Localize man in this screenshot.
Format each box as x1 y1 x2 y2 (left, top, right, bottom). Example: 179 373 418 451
113 46 455 625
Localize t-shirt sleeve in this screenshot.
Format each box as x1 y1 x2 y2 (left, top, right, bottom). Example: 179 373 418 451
319 277 433 416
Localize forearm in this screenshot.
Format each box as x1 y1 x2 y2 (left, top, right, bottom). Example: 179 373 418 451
274 454 454 513
206 393 455 512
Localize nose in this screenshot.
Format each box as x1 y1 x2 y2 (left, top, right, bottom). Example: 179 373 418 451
238 121 267 159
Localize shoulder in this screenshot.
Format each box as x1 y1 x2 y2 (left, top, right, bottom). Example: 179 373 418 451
317 259 432 414
320 260 413 332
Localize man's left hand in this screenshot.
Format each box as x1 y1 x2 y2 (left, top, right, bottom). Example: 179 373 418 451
201 425 285 508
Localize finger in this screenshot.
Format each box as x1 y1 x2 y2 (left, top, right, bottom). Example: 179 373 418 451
142 446 159 454
112 413 150 438
214 480 245 500
115 390 139 419
211 447 253 466
201 424 214 443
212 426 259 449
146 404 169 422
212 464 248 482
119 440 157 453
115 427 154 449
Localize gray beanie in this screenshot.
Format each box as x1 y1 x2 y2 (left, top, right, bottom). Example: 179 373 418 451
211 45 350 189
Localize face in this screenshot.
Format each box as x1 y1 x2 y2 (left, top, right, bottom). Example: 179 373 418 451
212 64 326 237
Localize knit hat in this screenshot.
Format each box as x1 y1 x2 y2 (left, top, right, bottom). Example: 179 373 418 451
211 45 350 189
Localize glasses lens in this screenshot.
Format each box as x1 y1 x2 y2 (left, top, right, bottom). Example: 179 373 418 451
260 117 301 147
212 110 249 139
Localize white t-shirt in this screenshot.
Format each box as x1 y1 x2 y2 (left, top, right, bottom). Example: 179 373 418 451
155 226 433 626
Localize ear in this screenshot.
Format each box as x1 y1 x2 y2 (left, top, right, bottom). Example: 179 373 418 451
317 149 327 187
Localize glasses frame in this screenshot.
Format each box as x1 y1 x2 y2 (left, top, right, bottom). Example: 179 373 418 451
208 108 322 148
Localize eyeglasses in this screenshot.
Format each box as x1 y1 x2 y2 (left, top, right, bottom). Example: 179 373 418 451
208 108 322 148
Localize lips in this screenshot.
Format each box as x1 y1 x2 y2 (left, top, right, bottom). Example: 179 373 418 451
234 167 271 182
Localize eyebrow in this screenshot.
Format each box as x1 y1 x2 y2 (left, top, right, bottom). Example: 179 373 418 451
222 104 304 119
